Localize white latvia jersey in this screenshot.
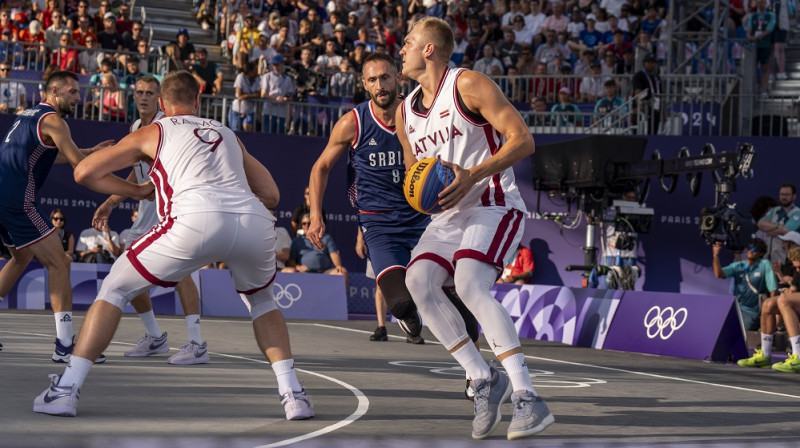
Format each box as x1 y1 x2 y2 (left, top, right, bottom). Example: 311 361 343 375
129 111 165 232
150 114 268 220
402 67 526 214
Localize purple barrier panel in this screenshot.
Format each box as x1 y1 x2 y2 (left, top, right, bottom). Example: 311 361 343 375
0 259 46 310
60 262 179 314
603 290 747 362
198 270 348 320
492 284 622 349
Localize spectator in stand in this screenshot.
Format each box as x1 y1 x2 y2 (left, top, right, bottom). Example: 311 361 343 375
638 6 663 38
75 219 122 264
497 244 534 284
72 14 97 46
120 20 143 52
618 4 638 32
567 7 586 38
600 0 627 20
569 16 602 53
534 29 566 67
517 46 537 75
712 239 777 331
257 11 281 40
283 214 348 281
261 54 295 134
45 9 69 52
600 49 617 76
451 27 469 66
542 1 569 33
269 23 294 56
496 29 523 70
603 15 628 42
251 33 277 74
40 0 59 30
0 28 23 67
290 46 324 99
349 42 367 72
234 14 259 70
592 7 610 33
78 34 100 74
757 182 800 262
529 62 558 100
160 43 183 74
632 53 662 133
115 3 133 35
472 43 504 76
634 31 655 68
526 95 551 126
333 23 354 56
93 1 113 32
95 72 125 120
50 208 76 262
229 61 260 132
509 14 534 48
501 0 525 31
0 63 26 114
524 0 547 46
96 11 123 53
174 28 196 67
344 11 360 43
303 7 324 37
315 38 343 72
19 19 46 68
354 26 376 52
580 60 604 101
574 49 596 74
594 79 625 125
328 57 357 98
370 15 397 57
605 29 633 59
196 0 215 31
546 50 566 73
52 31 79 72
89 57 113 86
550 86 581 126
771 0 789 81
321 11 341 38
477 2 503 44
296 18 324 57
746 0 775 96
191 47 223 95
67 0 91 31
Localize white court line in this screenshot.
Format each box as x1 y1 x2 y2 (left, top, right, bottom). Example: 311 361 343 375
301 322 800 401
0 325 369 448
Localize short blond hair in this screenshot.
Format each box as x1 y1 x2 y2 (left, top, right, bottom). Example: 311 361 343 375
788 246 800 263
410 17 454 62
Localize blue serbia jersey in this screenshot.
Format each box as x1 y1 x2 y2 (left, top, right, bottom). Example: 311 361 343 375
0 103 59 209
347 100 411 212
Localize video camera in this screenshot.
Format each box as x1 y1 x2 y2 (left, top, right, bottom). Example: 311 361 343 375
699 204 754 252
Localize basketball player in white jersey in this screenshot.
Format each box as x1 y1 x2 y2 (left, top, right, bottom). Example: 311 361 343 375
34 71 314 421
92 76 210 365
396 17 554 440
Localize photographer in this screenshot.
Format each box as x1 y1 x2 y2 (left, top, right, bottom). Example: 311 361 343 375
712 238 777 331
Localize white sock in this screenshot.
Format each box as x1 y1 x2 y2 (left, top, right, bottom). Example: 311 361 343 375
452 343 491 382
501 353 536 393
271 359 302 395
761 333 774 358
54 312 73 345
139 311 162 338
791 335 800 357
58 355 93 390
185 314 202 343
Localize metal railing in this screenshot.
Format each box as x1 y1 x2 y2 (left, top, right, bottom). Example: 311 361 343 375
10 42 173 77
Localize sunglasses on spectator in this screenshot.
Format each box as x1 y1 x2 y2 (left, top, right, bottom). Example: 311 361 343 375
745 245 759 252
0 67 10 71
52 216 65 221
301 221 310 227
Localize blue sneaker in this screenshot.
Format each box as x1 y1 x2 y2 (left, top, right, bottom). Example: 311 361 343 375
507 391 555 440
471 366 512 439
52 336 106 364
33 374 80 417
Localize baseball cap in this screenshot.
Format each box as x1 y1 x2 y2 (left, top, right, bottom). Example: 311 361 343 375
779 231 800 246
644 53 657 62
559 87 571 94
270 54 286 65
590 60 601 68
103 12 116 20
177 28 189 37
335 23 347 31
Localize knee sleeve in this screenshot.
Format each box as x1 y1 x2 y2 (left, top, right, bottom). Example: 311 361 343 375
454 258 520 356
240 287 278 320
377 268 417 320
443 288 480 343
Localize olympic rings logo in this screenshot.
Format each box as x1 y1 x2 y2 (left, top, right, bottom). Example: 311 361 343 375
643 305 688 340
273 283 302 309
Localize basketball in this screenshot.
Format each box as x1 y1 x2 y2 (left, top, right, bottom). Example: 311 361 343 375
403 157 455 214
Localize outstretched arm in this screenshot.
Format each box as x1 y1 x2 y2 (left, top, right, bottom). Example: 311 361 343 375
73 124 157 200
438 70 534 210
308 110 356 249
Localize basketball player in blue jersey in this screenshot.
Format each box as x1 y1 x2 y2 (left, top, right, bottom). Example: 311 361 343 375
306 52 481 353
0 71 151 363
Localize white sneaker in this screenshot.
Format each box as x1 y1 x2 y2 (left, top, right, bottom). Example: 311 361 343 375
124 332 169 357
280 389 314 420
167 340 210 365
33 374 79 417
778 72 789 80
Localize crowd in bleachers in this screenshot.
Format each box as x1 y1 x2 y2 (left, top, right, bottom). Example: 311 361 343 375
0 0 791 132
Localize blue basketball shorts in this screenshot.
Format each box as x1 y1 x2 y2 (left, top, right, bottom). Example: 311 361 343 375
0 203 56 249
359 209 429 281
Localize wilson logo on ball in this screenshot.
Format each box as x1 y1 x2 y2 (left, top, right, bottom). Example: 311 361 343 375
403 157 454 214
